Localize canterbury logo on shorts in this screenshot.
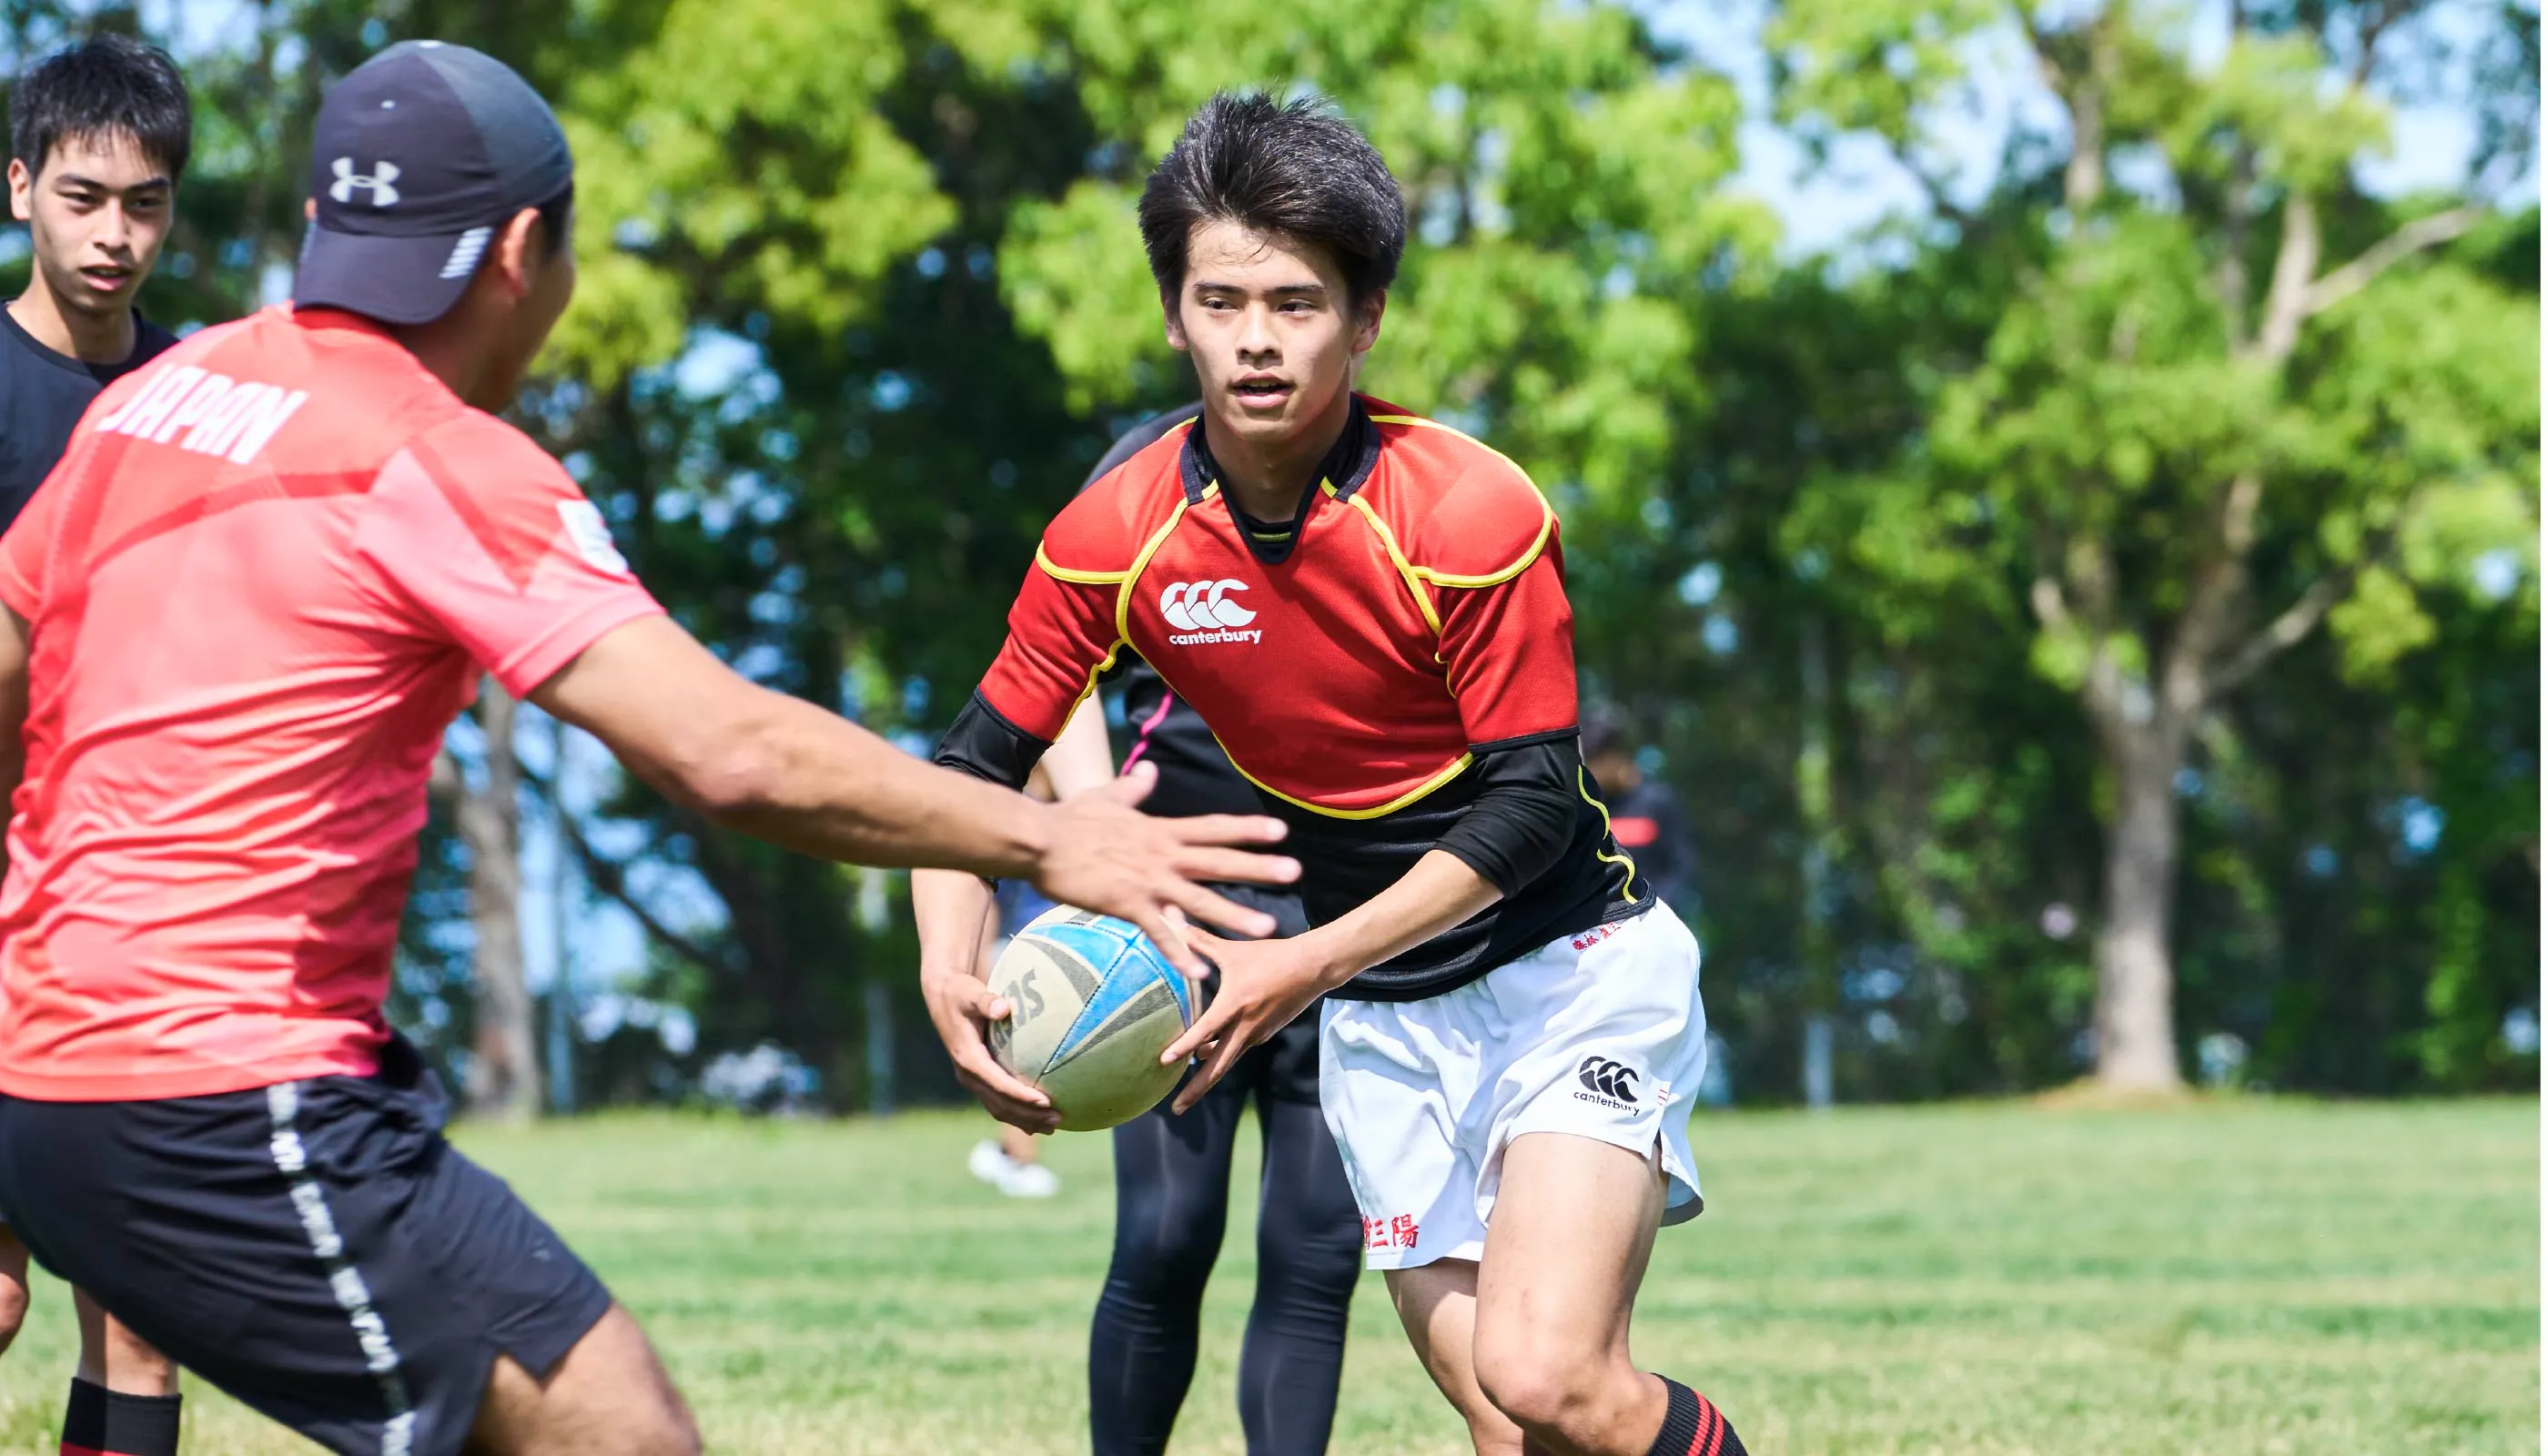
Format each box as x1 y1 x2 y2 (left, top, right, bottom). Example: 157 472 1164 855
1577 1056 1642 1106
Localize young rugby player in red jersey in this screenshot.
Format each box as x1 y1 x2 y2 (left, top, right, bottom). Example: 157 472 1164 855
916 95 1749 1456
0 43 1292 1456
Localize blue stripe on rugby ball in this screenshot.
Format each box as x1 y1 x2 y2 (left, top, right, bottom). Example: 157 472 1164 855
1034 918 1188 1063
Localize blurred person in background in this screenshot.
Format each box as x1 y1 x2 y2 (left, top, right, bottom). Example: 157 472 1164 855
0 33 194 1456
1580 712 1698 916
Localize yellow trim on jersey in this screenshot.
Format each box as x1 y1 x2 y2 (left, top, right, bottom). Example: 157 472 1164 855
1069 638 1128 720
1352 414 1559 590
1329 482 1446 636
1577 764 1643 903
1114 496 1195 643
1036 546 1128 585
1224 743 1478 821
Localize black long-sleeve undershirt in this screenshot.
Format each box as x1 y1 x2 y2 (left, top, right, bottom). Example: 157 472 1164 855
936 696 1648 999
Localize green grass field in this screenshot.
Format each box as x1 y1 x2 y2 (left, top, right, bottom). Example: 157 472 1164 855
0 1098 2531 1454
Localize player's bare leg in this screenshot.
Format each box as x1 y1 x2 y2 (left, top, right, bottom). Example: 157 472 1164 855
1387 1132 1744 1456
1386 1259 1539 1456
0 1225 26 1359
64 1289 183 1454
74 1289 178 1392
464 1302 698 1456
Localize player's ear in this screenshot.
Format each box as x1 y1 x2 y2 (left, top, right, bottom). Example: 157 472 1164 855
1161 288 1191 353
7 159 33 224
1351 288 1386 355
491 206 542 298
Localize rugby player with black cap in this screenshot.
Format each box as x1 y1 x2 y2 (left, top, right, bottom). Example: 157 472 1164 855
0 41 1293 1456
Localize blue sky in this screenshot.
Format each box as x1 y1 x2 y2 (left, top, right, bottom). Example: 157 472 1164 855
1648 0 2532 255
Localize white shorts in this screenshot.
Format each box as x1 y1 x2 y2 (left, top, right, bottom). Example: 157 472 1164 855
1319 903 1707 1269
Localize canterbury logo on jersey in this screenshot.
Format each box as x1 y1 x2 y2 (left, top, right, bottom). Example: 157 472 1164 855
1159 579 1261 645
1576 1056 1642 1107
90 365 309 465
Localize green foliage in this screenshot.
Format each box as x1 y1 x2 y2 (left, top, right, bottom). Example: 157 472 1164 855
980 0 1767 515
7 0 2522 1106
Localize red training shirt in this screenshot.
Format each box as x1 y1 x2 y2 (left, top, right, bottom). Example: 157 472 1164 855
0 306 662 1100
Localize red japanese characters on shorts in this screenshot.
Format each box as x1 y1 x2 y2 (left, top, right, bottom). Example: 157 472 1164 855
1364 1214 1421 1250
1572 921 1623 952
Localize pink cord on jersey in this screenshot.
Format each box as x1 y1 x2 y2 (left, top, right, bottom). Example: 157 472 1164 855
1121 690 1178 774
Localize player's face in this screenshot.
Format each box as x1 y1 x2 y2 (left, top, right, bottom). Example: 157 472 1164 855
1165 218 1383 454
8 132 175 320
473 204 578 411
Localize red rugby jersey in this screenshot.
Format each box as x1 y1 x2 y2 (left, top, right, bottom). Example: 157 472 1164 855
945 397 1646 999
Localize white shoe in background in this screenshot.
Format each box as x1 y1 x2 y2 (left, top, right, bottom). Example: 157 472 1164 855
997 1159 1060 1198
967 1138 1061 1198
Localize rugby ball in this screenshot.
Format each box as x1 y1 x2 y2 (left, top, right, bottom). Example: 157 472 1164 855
987 905 1194 1131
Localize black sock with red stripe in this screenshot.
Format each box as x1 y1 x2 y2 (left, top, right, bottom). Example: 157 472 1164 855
1647 1377 1746 1456
60 1378 180 1456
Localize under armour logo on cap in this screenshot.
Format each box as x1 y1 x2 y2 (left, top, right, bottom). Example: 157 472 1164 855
329 157 400 207
298 41 573 326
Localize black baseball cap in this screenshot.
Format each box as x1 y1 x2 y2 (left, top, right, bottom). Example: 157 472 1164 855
294 40 572 326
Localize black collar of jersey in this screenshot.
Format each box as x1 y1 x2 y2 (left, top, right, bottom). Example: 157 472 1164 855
1181 394 1382 566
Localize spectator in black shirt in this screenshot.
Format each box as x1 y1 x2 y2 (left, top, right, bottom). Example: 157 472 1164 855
0 35 187 535
0 33 191 1456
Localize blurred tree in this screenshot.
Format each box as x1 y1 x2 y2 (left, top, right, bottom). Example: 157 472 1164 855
1772 0 2539 1088
2 0 2523 1111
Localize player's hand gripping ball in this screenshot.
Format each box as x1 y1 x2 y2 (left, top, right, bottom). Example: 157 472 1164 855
988 905 1194 1131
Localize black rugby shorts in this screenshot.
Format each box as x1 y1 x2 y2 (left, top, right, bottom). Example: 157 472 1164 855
0 1035 611 1456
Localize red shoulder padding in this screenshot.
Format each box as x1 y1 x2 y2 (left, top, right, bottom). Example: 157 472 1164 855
1360 411 1555 584
977 563 1119 741
1436 546 1580 747
1040 424 1190 580
978 435 1188 737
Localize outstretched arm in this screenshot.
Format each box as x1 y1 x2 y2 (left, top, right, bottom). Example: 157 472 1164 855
532 616 1294 949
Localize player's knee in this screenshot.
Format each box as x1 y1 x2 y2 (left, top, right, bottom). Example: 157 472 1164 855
1107 1210 1223 1298
1471 1328 1632 1443
618 1406 702 1456
1257 1220 1360 1299
0 1277 26 1355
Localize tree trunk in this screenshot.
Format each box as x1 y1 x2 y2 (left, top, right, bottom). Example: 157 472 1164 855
2093 724 2189 1090
458 679 540 1120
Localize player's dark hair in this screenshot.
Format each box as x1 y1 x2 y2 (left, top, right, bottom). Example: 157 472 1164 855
9 34 192 181
1138 91 1406 306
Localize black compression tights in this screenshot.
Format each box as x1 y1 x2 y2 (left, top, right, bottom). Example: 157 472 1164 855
1087 1076 1362 1456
